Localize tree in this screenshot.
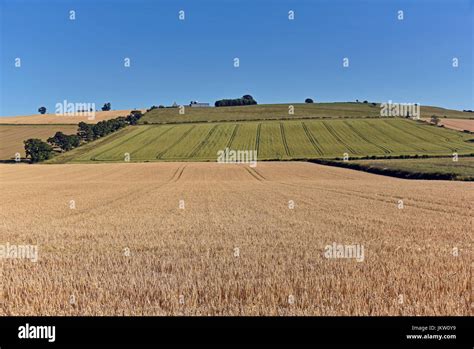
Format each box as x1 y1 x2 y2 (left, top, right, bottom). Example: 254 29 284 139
101 103 111 111
38 106 47 114
77 122 95 141
305 98 314 103
431 115 440 125
24 139 53 163
47 132 80 152
363 100 368 104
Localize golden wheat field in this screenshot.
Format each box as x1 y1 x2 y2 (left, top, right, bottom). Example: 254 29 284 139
0 110 144 125
422 118 474 132
0 162 471 316
0 125 78 160
438 119 474 132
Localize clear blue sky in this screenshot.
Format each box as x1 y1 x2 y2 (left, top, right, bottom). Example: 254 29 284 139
0 0 472 116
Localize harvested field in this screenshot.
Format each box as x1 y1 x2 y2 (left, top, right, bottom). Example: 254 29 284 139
435 119 474 132
0 125 78 160
0 162 470 316
0 110 143 125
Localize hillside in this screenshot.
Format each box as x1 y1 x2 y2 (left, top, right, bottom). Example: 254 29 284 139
140 103 472 124
47 118 474 163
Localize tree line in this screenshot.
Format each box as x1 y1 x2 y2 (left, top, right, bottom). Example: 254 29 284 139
215 95 257 107
24 110 143 163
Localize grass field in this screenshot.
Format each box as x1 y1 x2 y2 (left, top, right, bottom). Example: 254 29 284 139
0 125 78 160
347 157 474 181
140 103 472 124
0 162 470 316
47 118 474 163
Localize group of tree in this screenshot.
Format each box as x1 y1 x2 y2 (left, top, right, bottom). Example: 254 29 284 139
76 112 141 141
126 110 143 125
215 95 257 107
24 139 54 163
47 132 80 151
305 98 314 103
24 110 143 163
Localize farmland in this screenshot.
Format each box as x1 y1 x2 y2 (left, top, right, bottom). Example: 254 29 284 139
0 125 78 160
0 162 471 316
0 110 142 125
140 103 472 124
47 118 474 163
346 157 474 181
422 118 474 132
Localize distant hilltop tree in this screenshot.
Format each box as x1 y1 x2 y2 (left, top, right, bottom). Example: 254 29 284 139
101 102 111 111
38 106 47 114
305 98 314 103
215 95 257 107
146 105 158 112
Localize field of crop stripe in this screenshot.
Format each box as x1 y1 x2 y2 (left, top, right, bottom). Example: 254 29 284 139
387 121 455 152
228 123 258 151
280 123 291 156
255 123 262 154
322 121 358 154
156 125 196 159
343 121 391 154
131 126 176 157
369 120 427 152
408 120 466 142
191 124 236 159
226 124 239 148
47 118 474 163
189 125 219 158
301 122 323 155
89 126 151 160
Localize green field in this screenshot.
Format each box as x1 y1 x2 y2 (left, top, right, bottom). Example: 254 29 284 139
140 103 472 124
343 157 474 180
47 118 474 163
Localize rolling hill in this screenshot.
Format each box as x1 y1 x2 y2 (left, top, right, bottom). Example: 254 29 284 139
47 118 474 163
140 103 472 124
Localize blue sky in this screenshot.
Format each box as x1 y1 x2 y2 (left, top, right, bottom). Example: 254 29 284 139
0 0 472 116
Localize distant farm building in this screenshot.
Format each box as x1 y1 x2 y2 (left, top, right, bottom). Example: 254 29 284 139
189 101 210 107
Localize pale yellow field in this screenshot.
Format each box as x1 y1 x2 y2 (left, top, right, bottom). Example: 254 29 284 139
0 110 144 125
0 125 78 160
439 119 474 132
422 118 474 132
0 162 471 315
